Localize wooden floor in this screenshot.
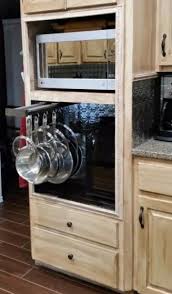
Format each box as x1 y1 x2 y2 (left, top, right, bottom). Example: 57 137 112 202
0 193 116 294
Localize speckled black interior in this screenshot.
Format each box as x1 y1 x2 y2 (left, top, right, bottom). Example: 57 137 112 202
132 78 160 147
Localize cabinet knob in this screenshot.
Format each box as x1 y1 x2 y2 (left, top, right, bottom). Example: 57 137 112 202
139 207 144 229
67 222 72 228
161 33 167 57
68 254 74 260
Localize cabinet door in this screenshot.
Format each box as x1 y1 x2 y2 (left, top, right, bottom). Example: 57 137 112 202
67 0 117 9
46 43 58 64
157 0 172 66
23 0 65 14
82 40 107 63
58 42 80 64
135 196 172 294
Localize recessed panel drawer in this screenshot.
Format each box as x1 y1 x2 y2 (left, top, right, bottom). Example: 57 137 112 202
32 227 118 289
23 0 65 14
31 197 119 248
138 160 172 196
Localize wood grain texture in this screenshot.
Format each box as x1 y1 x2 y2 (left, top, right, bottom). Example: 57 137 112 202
24 267 115 294
30 90 115 104
0 208 28 224
0 255 31 277
0 271 55 294
0 221 30 237
0 196 116 294
32 226 118 289
0 243 33 265
67 0 117 9
0 229 29 247
23 0 65 14
31 197 119 248
138 160 172 196
133 0 157 77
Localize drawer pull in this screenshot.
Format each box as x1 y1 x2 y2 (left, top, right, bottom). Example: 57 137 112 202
68 254 74 260
139 207 144 229
161 33 167 57
67 222 72 228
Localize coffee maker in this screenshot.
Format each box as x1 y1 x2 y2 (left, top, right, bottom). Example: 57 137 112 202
156 75 172 141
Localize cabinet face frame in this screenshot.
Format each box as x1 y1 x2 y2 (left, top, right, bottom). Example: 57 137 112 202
22 0 66 14
36 29 116 90
20 2 135 291
20 3 124 216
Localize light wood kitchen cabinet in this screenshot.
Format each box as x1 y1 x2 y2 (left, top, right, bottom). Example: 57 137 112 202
82 40 107 63
58 41 80 64
156 0 172 70
32 226 118 289
22 0 66 14
31 197 119 248
46 43 58 64
67 0 117 9
134 158 172 294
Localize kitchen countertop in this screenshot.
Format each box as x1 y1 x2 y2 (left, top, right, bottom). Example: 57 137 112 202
132 138 172 161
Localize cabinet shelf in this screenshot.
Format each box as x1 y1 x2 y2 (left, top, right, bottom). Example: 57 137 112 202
30 90 115 104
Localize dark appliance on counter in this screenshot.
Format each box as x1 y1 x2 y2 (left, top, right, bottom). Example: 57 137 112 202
156 74 172 142
35 103 115 211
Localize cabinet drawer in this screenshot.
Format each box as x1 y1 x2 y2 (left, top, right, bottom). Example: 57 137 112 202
32 227 118 289
67 0 117 9
31 197 118 248
23 0 65 14
138 160 172 196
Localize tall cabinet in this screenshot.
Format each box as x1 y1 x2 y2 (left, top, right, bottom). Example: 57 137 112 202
20 0 157 292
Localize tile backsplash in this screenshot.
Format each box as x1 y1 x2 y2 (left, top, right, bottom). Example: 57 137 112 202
132 78 160 147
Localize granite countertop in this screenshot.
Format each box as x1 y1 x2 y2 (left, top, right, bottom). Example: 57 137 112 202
132 138 172 161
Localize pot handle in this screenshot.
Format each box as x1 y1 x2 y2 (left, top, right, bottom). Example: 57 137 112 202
12 135 36 157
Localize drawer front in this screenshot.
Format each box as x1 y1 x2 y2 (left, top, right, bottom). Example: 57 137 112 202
32 227 118 288
138 161 172 196
67 0 117 9
31 198 118 248
23 0 65 14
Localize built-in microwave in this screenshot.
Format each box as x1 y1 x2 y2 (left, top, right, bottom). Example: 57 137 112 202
36 28 116 91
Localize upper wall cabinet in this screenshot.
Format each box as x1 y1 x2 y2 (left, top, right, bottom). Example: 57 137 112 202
82 40 107 63
46 43 58 64
67 0 117 9
23 0 66 14
58 42 81 64
156 0 172 71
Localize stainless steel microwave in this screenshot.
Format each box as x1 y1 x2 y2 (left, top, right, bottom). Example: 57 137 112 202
36 29 116 91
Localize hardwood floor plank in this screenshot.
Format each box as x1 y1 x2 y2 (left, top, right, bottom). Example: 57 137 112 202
24 267 115 294
0 243 33 265
0 229 29 247
0 288 13 294
0 209 28 224
22 241 31 251
22 220 30 226
0 203 29 217
0 271 57 294
0 221 30 237
0 255 31 277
